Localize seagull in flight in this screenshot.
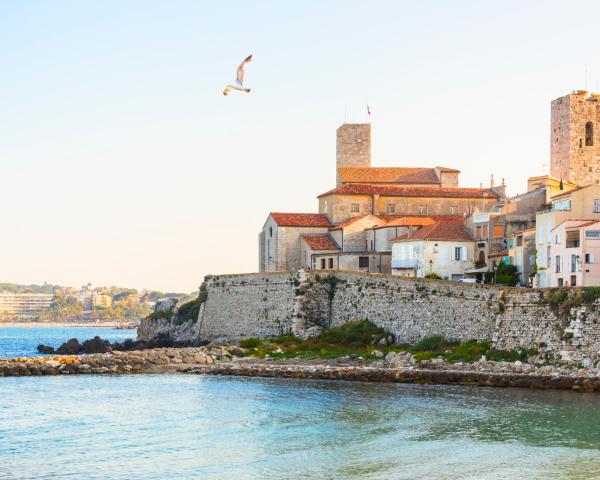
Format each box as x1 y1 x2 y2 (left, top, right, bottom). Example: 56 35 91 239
223 54 253 96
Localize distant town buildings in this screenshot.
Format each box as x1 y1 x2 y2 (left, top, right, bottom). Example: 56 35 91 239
259 90 600 287
0 293 53 318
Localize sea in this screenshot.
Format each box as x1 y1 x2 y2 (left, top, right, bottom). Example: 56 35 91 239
1 327 600 479
0 325 136 358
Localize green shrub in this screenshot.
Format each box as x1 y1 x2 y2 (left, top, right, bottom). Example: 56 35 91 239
495 263 519 286
445 340 491 363
411 335 447 353
239 338 262 349
581 287 600 304
317 320 387 346
424 272 442 280
486 347 536 362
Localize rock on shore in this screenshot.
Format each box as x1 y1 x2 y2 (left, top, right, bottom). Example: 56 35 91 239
3 346 600 392
0 346 242 377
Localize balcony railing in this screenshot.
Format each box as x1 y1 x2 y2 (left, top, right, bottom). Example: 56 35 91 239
392 259 418 269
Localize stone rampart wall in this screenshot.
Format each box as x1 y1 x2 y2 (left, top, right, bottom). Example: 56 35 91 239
141 270 600 365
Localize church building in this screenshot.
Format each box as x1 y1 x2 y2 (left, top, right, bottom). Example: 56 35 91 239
259 123 503 273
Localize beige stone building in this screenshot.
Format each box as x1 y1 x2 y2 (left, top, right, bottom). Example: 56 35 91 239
551 90 600 186
391 222 475 280
260 122 505 273
259 213 332 272
535 184 600 287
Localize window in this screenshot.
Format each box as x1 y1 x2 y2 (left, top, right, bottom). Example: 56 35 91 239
418 205 427 214
328 258 334 269
558 278 564 287
476 226 482 238
552 199 571 211
493 225 504 238
269 226 273 237
359 256 369 268
586 253 595 263
516 235 523 247
370 240 374 251
554 233 561 244
586 231 600 238
482 225 489 239
351 203 360 213
454 247 462 261
320 258 326 269
546 246 551 268
570 254 578 273
323 201 328 214
594 200 600 213
555 255 562 273
385 203 396 214
571 275 577 287
586 122 594 146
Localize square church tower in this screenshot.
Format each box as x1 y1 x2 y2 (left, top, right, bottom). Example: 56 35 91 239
551 91 600 185
336 123 371 186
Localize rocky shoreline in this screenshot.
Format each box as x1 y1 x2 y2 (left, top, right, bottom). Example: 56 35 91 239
2 347 600 391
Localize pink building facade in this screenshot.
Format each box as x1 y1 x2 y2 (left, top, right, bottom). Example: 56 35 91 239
550 220 600 287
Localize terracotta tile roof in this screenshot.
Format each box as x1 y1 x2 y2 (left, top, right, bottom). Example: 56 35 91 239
390 222 474 243
329 214 387 230
270 213 331 227
338 167 441 184
435 166 461 173
376 215 465 228
301 234 340 251
318 184 500 199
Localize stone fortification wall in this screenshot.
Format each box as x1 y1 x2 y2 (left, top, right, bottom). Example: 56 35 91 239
325 272 498 343
197 271 300 340
140 270 600 365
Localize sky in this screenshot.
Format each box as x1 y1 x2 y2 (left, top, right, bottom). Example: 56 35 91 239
1 0 599 292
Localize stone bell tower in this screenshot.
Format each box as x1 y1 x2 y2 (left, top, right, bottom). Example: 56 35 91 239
336 123 371 186
551 90 600 185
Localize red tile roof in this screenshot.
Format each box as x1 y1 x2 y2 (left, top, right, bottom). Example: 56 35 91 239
390 222 474 243
338 167 441 185
301 234 340 251
270 213 331 227
330 214 387 230
338 166 461 185
318 184 500 199
376 215 465 228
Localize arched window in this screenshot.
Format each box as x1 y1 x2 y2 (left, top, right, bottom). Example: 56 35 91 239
586 122 594 146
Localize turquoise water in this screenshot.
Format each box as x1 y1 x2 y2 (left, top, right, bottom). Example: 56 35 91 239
1 374 600 479
0 326 136 358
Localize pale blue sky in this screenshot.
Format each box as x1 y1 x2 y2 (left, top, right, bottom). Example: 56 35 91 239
1 1 598 291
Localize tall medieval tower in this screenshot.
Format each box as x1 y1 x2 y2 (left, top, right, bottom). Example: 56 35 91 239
551 91 600 185
336 123 371 186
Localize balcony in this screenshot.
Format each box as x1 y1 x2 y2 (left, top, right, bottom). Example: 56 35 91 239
392 259 418 269
566 232 580 248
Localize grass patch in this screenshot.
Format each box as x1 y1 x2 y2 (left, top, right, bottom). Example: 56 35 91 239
240 327 536 364
241 320 400 359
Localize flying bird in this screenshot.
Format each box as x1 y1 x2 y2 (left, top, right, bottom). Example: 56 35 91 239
223 54 253 96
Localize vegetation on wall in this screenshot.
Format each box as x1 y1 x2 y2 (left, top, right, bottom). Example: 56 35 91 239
494 263 519 286
238 323 535 363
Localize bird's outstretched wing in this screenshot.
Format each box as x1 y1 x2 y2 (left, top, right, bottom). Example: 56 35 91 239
236 54 253 85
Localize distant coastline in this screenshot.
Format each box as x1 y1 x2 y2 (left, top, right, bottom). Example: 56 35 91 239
0 321 137 329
